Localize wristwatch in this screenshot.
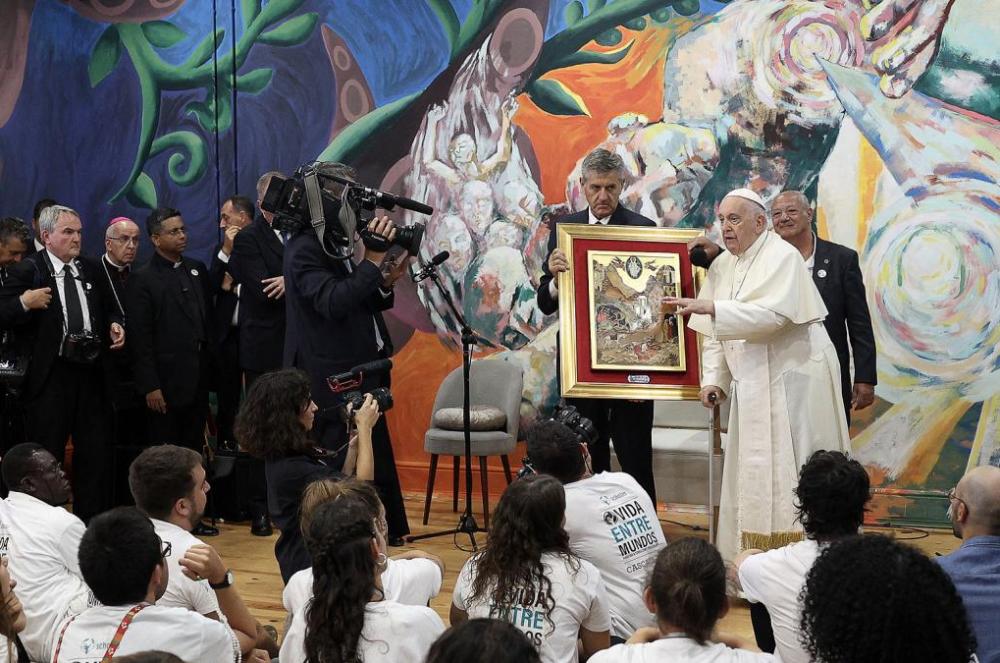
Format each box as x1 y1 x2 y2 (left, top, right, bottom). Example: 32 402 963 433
209 569 234 590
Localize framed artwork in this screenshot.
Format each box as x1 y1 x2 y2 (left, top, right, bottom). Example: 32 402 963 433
557 224 704 400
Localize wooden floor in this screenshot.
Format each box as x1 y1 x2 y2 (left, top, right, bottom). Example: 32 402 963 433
213 492 962 645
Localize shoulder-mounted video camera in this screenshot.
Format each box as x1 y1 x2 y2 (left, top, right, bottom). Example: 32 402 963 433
260 161 432 259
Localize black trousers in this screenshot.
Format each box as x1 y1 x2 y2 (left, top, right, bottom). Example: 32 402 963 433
568 397 656 504
147 400 208 452
24 358 112 522
215 331 242 445
110 401 150 506
313 372 410 539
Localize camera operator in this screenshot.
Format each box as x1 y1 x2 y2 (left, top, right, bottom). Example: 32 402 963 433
281 161 411 545
0 205 125 521
234 368 379 583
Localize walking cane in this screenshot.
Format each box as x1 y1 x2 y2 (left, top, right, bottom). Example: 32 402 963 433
707 391 719 545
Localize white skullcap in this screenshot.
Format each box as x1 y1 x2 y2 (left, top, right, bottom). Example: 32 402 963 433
722 188 766 209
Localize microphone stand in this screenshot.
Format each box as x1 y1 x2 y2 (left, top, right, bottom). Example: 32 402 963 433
406 263 484 549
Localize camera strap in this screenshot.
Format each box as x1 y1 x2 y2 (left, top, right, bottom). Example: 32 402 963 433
303 169 353 261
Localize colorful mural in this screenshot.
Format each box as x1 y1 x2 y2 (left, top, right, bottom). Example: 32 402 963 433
1 0 997 513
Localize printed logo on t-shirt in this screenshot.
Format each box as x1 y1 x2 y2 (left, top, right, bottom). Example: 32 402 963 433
488 586 550 647
602 495 660 574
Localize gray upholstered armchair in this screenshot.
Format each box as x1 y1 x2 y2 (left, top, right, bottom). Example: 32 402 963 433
421 359 523 527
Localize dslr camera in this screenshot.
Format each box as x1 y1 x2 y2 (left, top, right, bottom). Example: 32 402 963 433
260 161 427 256
342 387 394 424
61 330 101 365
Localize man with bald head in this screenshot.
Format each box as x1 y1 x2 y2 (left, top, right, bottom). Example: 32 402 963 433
101 216 148 501
664 189 849 560
939 464 1000 663
689 190 876 423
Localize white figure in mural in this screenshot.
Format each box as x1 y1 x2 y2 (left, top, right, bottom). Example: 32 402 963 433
422 96 519 186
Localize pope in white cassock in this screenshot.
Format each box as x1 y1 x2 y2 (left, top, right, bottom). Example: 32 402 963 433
664 188 850 560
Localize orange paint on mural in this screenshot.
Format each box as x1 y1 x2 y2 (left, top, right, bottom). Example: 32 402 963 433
515 25 680 202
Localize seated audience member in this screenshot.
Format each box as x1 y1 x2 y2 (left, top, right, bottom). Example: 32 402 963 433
731 450 869 663
0 444 94 662
801 535 977 663
451 474 611 663
427 618 542 663
940 465 1000 663
234 368 378 583
278 497 445 663
0 557 27 663
527 419 665 642
283 479 443 624
590 538 775 662
52 507 240 663
114 653 187 663
129 444 272 656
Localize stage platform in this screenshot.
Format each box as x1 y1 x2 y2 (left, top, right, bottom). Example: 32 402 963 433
212 492 962 646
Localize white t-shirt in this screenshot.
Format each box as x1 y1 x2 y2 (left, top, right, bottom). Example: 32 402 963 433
279 599 445 663
589 637 777 662
283 556 442 618
564 472 665 638
738 539 822 663
0 492 95 663
151 518 221 615
52 604 238 663
453 552 612 663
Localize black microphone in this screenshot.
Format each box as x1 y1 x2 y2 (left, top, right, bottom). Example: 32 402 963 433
327 358 394 392
412 251 450 283
690 246 711 269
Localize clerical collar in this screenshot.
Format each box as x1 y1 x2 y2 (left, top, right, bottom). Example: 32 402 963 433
104 253 129 271
735 230 769 262
152 251 183 269
588 209 610 225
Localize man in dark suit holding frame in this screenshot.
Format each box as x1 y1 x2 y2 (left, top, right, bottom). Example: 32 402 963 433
537 148 659 504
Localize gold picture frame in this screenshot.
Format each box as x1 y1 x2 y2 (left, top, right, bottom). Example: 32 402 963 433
557 224 704 401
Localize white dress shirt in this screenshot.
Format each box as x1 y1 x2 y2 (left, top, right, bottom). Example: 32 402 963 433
47 250 93 335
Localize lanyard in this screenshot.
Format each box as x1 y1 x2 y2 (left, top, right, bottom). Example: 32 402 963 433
53 603 149 663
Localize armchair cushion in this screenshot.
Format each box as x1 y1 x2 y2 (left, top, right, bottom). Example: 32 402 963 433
433 405 507 432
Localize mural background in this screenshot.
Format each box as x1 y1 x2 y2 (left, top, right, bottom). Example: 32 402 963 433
1 0 997 523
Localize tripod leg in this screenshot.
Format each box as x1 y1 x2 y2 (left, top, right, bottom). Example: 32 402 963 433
423 454 439 525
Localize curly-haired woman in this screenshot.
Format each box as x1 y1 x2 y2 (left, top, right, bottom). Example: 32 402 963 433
451 474 611 663
801 535 977 663
234 368 379 583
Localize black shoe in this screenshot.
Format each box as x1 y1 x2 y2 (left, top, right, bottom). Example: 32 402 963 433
193 522 220 537
387 536 406 547
250 514 273 537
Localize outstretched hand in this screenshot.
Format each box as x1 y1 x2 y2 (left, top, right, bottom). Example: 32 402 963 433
662 296 714 317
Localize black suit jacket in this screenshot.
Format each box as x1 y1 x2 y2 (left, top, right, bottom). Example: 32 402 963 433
538 204 656 316
126 252 214 407
208 244 240 343
283 232 393 410
812 238 877 402
0 251 117 400
229 218 286 372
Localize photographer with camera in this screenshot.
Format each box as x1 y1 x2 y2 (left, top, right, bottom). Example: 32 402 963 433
0 205 125 521
234 368 379 583
279 161 413 545
525 414 666 644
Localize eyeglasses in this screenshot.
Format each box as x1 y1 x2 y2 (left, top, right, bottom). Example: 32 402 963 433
947 487 966 508
719 215 745 228
109 236 140 246
156 227 187 237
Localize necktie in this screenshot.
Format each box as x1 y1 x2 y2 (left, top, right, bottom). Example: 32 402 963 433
63 265 85 333
281 231 291 244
